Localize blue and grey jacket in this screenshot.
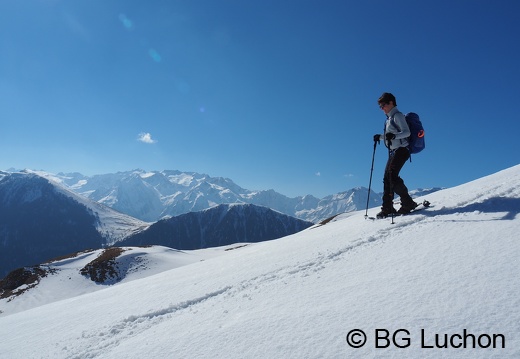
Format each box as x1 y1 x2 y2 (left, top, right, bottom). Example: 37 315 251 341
379 107 410 150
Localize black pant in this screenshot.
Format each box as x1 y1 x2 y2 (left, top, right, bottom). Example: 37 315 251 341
382 147 414 209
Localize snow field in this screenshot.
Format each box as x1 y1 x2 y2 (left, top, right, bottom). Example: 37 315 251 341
0 165 519 358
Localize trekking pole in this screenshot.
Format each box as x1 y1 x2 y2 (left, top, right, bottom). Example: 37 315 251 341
364 140 378 218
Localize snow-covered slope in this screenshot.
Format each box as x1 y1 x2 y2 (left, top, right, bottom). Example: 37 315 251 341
0 165 518 358
0 245 244 316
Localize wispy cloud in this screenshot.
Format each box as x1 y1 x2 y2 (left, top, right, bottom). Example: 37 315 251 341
315 172 321 177
137 132 157 144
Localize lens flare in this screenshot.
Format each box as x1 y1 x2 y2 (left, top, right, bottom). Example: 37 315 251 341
148 49 162 62
118 14 133 29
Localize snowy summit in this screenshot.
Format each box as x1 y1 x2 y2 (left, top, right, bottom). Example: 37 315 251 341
0 165 519 358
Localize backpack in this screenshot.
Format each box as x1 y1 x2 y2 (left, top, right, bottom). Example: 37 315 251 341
404 112 425 154
390 112 425 154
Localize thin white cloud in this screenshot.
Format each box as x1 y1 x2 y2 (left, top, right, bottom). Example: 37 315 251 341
137 132 157 144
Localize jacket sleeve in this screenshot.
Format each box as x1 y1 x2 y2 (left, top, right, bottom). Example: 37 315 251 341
391 112 410 140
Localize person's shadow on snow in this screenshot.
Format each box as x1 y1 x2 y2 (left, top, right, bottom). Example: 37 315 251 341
423 197 520 221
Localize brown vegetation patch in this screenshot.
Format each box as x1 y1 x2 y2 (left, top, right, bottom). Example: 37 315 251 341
0 266 57 301
80 247 126 284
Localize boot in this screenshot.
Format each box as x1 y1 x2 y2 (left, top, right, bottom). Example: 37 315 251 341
397 201 419 215
376 207 397 219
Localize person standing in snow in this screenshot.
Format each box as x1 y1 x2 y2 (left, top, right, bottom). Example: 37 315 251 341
373 92 418 218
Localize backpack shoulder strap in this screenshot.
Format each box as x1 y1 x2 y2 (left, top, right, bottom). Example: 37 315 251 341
389 115 401 132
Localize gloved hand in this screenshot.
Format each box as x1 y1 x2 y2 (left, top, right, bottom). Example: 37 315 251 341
385 133 396 141
373 134 381 143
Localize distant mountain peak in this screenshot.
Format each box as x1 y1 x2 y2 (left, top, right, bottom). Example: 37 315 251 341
0 172 149 278
119 202 313 250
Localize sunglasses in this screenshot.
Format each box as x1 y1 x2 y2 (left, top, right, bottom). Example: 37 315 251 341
379 103 388 109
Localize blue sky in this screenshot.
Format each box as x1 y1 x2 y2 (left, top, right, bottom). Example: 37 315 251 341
1 0 519 198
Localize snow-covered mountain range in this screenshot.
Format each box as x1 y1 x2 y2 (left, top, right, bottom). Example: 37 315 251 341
0 170 311 278
1 165 518 358
36 169 440 223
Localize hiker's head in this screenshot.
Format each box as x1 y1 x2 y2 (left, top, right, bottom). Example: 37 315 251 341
378 92 396 112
